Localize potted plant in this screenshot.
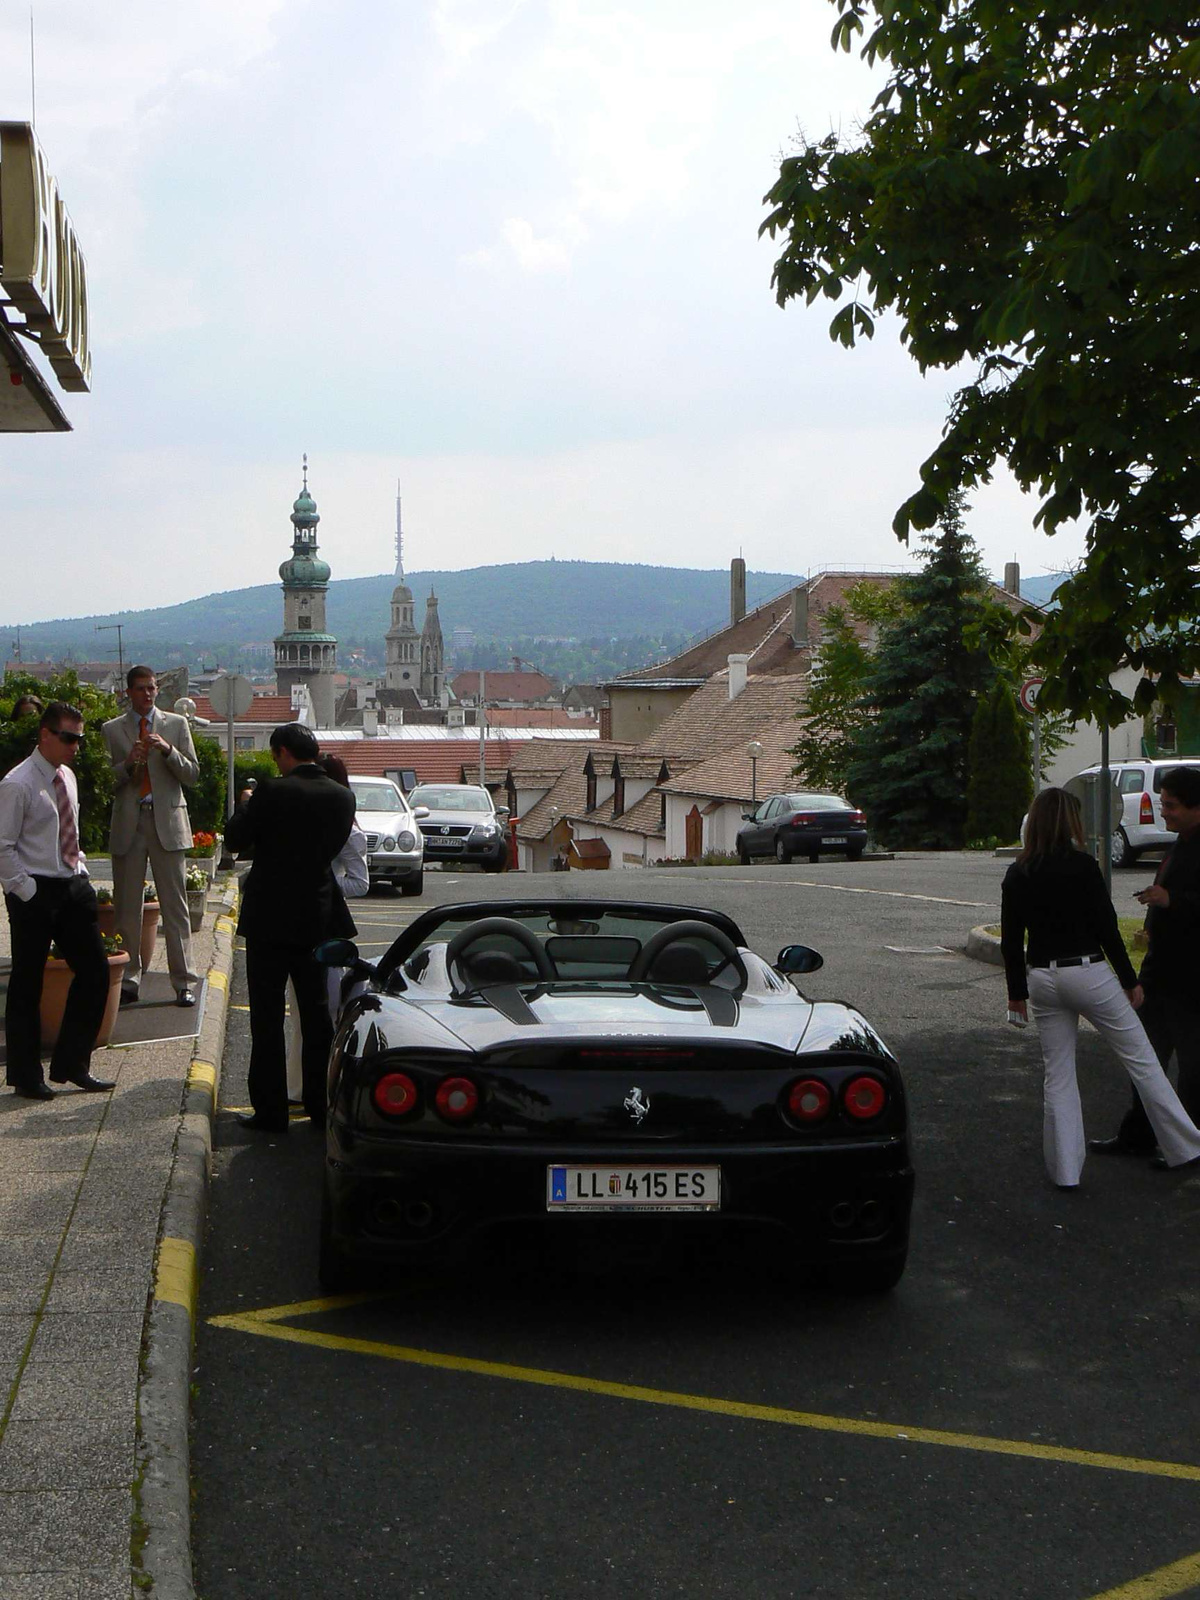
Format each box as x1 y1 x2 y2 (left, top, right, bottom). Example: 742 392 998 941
185 864 208 932
40 933 130 1050
140 883 161 976
186 830 220 882
93 882 161 975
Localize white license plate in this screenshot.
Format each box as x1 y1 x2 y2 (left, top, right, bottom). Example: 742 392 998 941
547 1164 721 1212
822 835 847 844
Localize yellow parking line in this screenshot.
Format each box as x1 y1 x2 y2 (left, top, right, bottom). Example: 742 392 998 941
207 1299 1200 1484
1088 1550 1200 1599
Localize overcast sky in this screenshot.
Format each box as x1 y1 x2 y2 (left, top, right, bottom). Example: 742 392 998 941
0 0 1084 627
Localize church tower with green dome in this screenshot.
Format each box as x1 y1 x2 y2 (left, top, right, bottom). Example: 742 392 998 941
274 456 337 726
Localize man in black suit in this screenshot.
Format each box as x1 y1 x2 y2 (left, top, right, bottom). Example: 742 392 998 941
1089 764 1200 1161
225 724 356 1132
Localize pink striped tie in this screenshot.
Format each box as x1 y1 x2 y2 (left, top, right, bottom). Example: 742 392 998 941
52 770 80 870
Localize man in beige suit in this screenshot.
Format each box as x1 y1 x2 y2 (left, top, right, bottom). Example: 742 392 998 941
102 666 200 1006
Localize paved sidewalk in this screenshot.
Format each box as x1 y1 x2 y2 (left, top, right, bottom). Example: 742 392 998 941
0 878 236 1600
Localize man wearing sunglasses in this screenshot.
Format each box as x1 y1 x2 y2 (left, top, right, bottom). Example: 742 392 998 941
0 702 114 1098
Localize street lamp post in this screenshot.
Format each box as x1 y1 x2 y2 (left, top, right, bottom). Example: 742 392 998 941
746 740 764 803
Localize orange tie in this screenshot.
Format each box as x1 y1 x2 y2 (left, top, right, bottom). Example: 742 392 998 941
139 716 152 798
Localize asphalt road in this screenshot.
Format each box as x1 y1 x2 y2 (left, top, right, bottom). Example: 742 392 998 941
192 855 1200 1600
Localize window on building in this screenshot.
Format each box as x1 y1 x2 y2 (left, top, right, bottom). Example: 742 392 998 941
234 736 255 750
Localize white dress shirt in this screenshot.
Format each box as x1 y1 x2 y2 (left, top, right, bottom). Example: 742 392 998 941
0 751 89 901
333 823 370 899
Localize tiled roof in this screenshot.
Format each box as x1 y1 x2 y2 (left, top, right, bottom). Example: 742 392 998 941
193 694 296 724
570 784 666 838
451 670 559 702
611 570 1040 686
486 707 597 729
658 718 813 805
516 764 590 841
328 736 530 782
635 673 806 764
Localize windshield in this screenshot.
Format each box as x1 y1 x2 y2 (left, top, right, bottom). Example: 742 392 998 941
350 783 406 814
409 786 491 812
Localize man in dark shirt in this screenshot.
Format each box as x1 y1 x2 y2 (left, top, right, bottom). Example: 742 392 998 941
225 724 356 1132
1090 765 1200 1157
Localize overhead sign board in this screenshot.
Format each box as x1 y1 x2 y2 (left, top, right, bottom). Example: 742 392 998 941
0 314 70 431
0 122 91 394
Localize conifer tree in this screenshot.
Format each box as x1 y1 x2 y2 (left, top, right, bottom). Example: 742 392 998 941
965 678 1032 844
847 494 997 848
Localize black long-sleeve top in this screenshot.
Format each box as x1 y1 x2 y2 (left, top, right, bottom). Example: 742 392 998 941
1139 828 1200 996
1000 848 1137 1003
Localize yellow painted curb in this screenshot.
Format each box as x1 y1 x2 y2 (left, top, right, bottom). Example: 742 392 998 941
207 969 228 993
215 915 236 935
155 1236 197 1322
188 1061 216 1094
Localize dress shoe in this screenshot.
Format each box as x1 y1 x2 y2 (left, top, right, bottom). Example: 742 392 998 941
1151 1150 1200 1172
175 988 196 1008
119 985 139 1007
236 1112 288 1133
1086 1136 1153 1157
11 1081 55 1100
49 1071 115 1092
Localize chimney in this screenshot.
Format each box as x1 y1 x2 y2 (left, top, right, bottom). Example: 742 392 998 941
728 653 749 700
362 708 380 736
1004 561 1021 596
791 586 809 646
730 558 746 626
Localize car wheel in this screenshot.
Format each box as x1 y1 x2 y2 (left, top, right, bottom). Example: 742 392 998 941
774 837 792 864
822 1251 907 1294
1111 827 1136 868
400 871 424 897
318 1182 360 1293
737 841 751 865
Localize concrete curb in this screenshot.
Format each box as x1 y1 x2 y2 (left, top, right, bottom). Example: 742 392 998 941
966 924 1004 967
135 878 239 1600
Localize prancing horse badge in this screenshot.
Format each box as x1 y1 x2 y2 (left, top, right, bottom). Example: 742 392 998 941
624 1087 649 1124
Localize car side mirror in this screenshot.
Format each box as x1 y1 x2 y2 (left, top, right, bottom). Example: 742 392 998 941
775 944 824 975
411 805 430 820
741 812 755 821
314 939 379 984
495 806 510 822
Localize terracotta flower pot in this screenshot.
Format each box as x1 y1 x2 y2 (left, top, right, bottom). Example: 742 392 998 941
95 901 160 974
40 951 130 1051
140 903 161 974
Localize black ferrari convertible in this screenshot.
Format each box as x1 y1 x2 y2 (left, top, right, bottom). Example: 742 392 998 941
316 899 914 1293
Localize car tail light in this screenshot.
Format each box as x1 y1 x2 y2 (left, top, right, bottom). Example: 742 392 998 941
787 1078 832 1123
1140 794 1154 825
789 812 819 827
849 811 865 824
435 1075 479 1123
372 1072 418 1117
843 1075 887 1119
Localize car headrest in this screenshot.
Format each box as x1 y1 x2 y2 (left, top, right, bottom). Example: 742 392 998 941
645 943 711 986
462 949 524 988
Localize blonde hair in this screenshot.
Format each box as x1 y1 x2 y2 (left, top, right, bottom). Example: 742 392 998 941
1018 786 1085 869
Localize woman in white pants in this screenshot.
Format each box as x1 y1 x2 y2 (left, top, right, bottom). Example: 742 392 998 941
286 756 370 1106
1001 787 1200 1187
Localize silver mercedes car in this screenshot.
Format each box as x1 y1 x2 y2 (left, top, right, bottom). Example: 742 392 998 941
347 775 425 895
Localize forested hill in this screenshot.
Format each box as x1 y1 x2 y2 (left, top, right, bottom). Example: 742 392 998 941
4 561 803 664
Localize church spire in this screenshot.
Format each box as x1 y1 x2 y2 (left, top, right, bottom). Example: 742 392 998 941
394 477 404 578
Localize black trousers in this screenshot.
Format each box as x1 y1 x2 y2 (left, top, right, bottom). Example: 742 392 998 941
1119 989 1200 1149
4 876 108 1089
245 940 333 1125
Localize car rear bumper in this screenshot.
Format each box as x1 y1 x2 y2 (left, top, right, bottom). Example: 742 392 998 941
324 1133 914 1268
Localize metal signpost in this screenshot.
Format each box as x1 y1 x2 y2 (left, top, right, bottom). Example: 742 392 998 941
1018 677 1044 798
207 674 254 820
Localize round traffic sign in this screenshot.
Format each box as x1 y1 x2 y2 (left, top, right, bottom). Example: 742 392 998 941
1018 677 1044 714
208 673 254 719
